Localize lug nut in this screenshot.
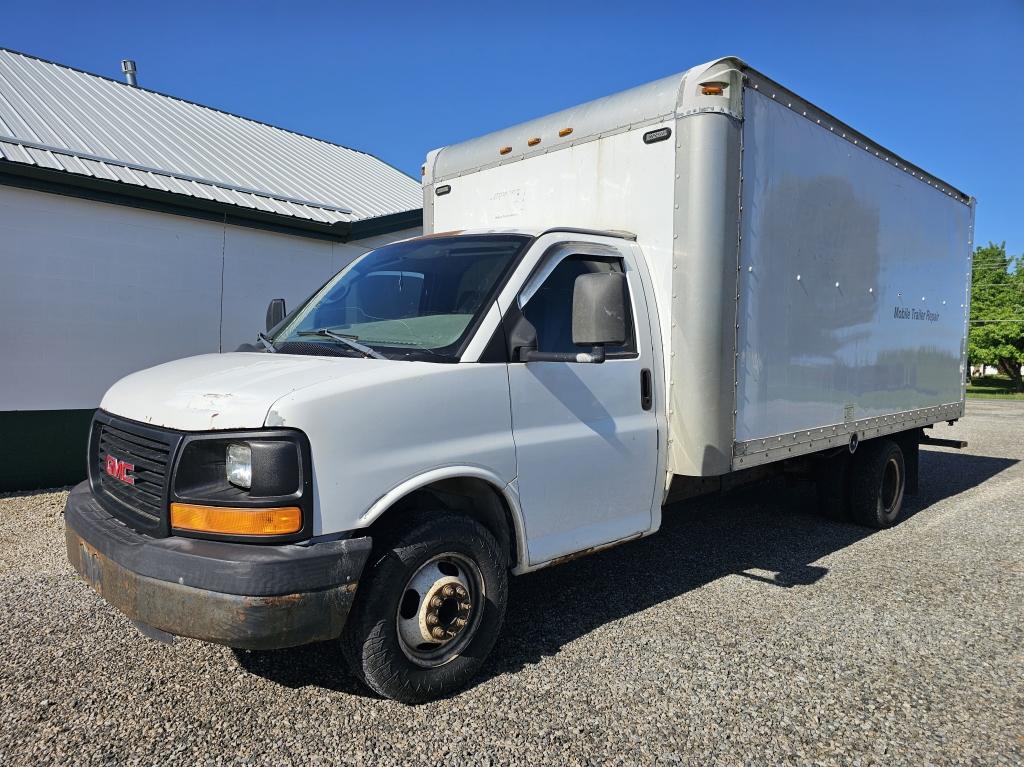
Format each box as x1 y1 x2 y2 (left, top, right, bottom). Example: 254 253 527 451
430 596 443 608
426 613 438 625
455 586 467 598
454 617 467 628
442 584 455 598
459 601 472 611
431 627 446 640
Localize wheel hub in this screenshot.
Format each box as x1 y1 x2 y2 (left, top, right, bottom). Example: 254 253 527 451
396 555 481 667
420 578 472 642
881 456 901 513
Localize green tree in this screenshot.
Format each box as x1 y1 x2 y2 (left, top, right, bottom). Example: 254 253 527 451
969 242 1024 391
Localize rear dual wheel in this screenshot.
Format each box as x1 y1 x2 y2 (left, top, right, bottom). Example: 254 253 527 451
849 439 905 528
342 511 508 703
816 438 906 529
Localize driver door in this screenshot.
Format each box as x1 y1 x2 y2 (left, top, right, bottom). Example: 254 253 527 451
504 243 659 566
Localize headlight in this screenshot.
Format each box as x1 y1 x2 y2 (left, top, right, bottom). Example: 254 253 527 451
226 443 252 489
170 430 311 542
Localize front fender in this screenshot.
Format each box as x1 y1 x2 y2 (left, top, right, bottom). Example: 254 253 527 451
267 362 517 539
357 465 528 572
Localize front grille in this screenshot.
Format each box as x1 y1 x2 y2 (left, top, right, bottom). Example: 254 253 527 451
90 413 181 536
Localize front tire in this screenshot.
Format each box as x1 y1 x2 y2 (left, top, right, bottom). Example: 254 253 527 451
342 511 508 703
849 439 906 529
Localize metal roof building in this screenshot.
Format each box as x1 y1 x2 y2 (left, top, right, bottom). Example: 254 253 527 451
0 47 421 238
0 48 422 490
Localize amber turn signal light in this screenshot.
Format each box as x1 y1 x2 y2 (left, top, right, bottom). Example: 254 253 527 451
700 82 726 96
170 503 302 536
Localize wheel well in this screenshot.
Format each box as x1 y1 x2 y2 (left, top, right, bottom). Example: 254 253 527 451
364 477 519 569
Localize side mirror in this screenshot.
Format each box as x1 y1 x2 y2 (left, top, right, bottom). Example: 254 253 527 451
512 271 628 364
266 298 287 332
572 272 627 347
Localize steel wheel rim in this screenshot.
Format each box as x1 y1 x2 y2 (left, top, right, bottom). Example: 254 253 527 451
881 456 901 515
395 552 485 668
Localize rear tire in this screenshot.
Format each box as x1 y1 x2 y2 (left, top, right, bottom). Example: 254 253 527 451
342 511 508 703
849 439 905 529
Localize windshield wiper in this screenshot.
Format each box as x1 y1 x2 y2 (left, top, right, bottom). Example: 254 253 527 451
257 331 277 353
297 329 387 360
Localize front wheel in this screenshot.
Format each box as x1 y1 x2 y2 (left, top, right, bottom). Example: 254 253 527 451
341 511 508 703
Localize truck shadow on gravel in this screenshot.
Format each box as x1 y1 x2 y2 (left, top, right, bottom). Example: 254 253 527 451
235 449 1014 698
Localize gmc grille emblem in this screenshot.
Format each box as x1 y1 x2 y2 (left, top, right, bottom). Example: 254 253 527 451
104 455 135 485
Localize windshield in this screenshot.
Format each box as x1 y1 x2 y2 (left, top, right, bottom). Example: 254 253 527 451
273 234 530 360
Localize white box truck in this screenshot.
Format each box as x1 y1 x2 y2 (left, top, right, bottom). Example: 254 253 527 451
65 57 974 702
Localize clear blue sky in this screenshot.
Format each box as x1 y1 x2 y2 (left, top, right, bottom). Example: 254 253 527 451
4 0 1022 254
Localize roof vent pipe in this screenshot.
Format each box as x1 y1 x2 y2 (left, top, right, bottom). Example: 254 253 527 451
121 59 137 87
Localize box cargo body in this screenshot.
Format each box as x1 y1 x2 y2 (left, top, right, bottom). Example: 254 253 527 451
424 57 974 479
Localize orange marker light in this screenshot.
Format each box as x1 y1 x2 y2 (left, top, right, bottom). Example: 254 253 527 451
499 146 512 155
170 503 302 536
701 82 726 96
558 127 573 137
527 137 541 147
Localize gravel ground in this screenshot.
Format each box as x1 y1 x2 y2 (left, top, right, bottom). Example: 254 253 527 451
1 401 1021 766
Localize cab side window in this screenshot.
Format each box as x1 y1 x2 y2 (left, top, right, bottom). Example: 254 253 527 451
522 255 637 357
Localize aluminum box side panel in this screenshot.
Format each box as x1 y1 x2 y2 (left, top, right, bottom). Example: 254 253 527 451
734 89 970 458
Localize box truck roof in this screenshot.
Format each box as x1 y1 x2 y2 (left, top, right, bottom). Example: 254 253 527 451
426 56 969 204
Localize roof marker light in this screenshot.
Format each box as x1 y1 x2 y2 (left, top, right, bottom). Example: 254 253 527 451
527 137 541 147
701 82 726 96
558 127 573 137
499 146 512 155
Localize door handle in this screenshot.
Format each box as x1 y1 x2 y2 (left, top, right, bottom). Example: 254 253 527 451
640 368 653 411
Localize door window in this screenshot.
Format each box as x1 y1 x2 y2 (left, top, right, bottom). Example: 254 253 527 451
521 255 637 357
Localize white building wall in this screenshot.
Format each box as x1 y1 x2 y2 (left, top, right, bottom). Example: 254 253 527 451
0 185 419 411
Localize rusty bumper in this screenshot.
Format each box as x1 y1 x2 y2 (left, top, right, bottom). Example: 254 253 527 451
64 482 372 650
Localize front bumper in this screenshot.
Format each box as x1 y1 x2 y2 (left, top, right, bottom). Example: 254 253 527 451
64 482 372 650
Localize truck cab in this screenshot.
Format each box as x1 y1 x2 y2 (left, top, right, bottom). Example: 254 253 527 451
65 227 668 703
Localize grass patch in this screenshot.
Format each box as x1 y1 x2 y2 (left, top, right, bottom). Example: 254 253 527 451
966 375 1024 399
